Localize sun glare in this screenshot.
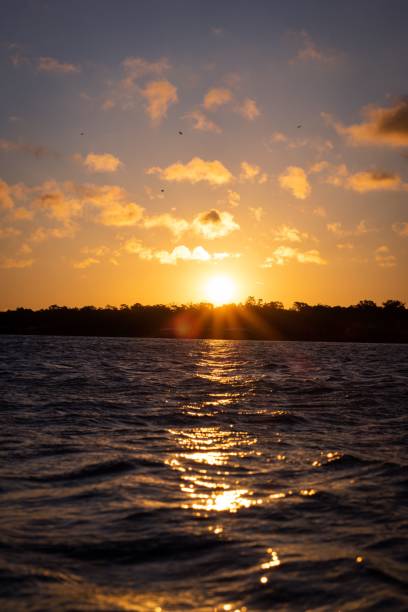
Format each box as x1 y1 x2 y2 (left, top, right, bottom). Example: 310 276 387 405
204 275 237 306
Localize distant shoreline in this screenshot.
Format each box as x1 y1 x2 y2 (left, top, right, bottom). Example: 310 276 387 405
1 301 407 343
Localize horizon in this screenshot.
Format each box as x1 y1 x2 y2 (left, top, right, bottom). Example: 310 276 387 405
1 0 408 308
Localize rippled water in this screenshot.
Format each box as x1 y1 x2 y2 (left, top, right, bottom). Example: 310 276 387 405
0 336 407 611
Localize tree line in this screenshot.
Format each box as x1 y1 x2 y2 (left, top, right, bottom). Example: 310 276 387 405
0 299 407 342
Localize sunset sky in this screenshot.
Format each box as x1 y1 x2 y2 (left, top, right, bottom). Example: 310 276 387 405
1 0 407 308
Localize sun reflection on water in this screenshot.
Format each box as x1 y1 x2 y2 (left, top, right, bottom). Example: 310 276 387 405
166 425 260 514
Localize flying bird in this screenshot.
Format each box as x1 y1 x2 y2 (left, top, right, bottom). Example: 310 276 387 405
178 131 183 135
80 132 84 136
297 125 302 129
161 189 165 193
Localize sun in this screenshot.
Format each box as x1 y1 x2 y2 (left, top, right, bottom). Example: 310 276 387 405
204 274 237 306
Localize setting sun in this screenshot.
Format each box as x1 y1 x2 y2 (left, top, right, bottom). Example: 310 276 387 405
204 275 237 306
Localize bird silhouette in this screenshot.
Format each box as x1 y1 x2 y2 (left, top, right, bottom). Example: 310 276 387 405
178 131 183 135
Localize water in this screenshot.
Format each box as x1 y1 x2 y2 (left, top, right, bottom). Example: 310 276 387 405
0 336 407 611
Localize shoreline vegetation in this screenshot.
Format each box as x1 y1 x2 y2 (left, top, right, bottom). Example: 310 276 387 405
1 299 407 342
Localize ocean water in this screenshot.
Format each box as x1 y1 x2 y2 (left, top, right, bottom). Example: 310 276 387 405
0 336 407 612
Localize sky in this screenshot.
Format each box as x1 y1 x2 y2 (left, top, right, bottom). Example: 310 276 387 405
1 0 408 308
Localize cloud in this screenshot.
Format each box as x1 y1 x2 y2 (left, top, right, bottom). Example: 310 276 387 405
78 152 122 173
123 239 239 265
323 163 408 192
73 257 100 269
192 209 239 239
203 88 232 110
210 26 224 37
239 161 267 183
236 98 260 120
327 220 374 237
141 213 190 238
278 166 311 199
392 221 408 237
0 179 14 209
81 184 144 226
0 138 57 159
0 257 33 269
0 226 21 238
271 131 288 143
324 99 408 147
37 56 80 73
291 31 337 64
120 56 170 90
140 79 178 123
249 206 263 222
29 226 76 242
273 225 309 243
226 190 240 207
33 181 83 225
185 110 221 133
336 243 354 250
345 170 407 193
147 157 233 185
262 246 326 267
375 245 396 268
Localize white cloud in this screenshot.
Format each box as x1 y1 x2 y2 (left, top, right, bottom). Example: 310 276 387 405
123 239 240 265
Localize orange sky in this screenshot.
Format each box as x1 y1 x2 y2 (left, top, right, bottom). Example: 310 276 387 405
1 1 407 308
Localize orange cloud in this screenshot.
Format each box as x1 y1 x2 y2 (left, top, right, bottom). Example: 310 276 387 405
273 225 309 243
147 157 233 185
262 246 326 266
239 161 267 183
140 80 178 123
192 209 239 239
345 170 407 193
120 56 170 89
375 245 396 268
236 98 260 120
0 257 34 269
185 110 221 133
392 221 408 237
80 153 122 173
278 166 311 199
291 31 337 64
203 88 232 110
37 56 80 73
325 99 408 147
0 138 57 159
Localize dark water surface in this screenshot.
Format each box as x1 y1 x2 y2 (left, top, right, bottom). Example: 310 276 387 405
0 336 407 611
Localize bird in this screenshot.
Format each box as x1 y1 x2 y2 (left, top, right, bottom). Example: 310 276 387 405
178 130 183 135
297 125 302 129
161 189 165 193
80 132 84 136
